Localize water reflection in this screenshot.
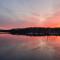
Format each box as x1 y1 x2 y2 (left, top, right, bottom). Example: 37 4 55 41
0 34 60 60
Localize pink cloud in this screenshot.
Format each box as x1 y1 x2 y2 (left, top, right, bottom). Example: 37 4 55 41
0 9 60 29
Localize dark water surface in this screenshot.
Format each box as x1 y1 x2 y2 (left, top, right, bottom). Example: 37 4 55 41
0 34 60 60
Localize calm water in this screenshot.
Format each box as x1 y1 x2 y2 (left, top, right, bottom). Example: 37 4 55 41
0 34 60 60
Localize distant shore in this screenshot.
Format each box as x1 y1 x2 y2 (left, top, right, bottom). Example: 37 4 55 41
0 27 60 36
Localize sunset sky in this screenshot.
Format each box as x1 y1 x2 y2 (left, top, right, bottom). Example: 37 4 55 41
0 0 60 29
0 1 60 60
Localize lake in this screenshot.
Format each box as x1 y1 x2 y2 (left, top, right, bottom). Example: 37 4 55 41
0 34 60 60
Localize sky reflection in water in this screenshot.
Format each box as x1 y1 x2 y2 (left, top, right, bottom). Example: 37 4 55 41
0 34 60 60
